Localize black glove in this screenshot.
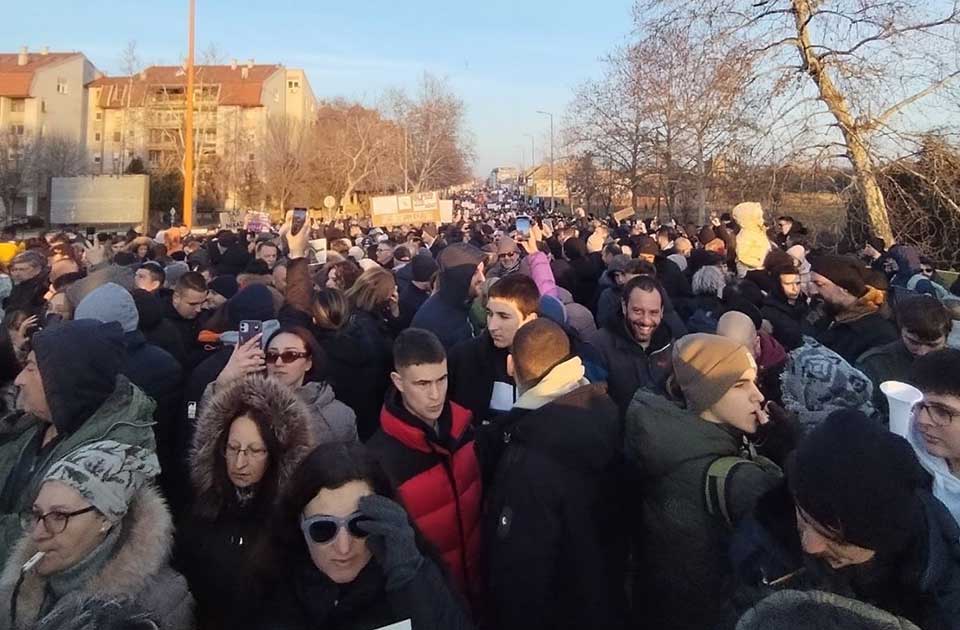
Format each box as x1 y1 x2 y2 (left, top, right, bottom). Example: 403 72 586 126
753 402 803 467
357 494 424 591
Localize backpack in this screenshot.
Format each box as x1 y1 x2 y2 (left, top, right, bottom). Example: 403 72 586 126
704 454 781 528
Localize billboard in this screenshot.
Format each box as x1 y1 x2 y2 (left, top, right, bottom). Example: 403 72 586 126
371 191 442 227
51 174 149 225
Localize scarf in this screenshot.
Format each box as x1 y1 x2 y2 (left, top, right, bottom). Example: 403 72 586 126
42 524 123 617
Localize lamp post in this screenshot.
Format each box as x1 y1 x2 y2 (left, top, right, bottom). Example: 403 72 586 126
536 110 554 213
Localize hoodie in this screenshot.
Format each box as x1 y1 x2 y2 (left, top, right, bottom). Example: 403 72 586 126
908 421 960 526
33 320 126 434
411 243 485 349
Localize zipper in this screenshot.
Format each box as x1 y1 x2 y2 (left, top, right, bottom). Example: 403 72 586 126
431 443 471 591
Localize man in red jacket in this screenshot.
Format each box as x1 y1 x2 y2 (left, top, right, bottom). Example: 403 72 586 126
367 328 483 609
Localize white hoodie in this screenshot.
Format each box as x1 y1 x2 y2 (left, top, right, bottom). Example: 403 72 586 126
907 419 960 525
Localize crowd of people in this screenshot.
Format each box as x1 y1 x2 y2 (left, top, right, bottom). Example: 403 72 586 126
0 195 958 630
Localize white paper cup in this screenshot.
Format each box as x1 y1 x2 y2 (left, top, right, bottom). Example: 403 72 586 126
880 381 923 437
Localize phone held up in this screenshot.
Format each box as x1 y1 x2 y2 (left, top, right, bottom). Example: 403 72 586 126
238 320 263 346
516 215 531 238
291 208 308 236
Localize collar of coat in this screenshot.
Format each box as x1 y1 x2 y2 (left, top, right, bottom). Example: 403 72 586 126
379 389 473 454
514 356 589 411
0 485 172 629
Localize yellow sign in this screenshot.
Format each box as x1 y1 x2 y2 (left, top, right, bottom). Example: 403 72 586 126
371 192 442 227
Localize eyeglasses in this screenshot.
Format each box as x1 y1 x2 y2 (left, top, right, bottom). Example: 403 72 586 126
920 267 934 274
914 401 960 427
301 512 370 545
265 350 309 365
20 506 97 534
224 443 268 461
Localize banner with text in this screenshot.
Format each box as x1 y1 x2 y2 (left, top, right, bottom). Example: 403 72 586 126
371 192 442 227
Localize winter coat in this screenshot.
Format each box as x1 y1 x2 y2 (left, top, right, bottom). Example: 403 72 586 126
624 389 782 630
0 485 193 630
297 380 358 444
121 330 188 515
257 554 470 630
483 375 626 630
0 376 156 566
588 317 674 412
556 287 597 340
337 310 395 440
411 262 477 350
366 392 482 603
736 590 921 630
655 255 692 299
160 291 202 366
397 280 430 330
857 339 916 415
761 294 810 351
816 291 898 364
448 331 513 425
178 374 314 630
734 488 960 630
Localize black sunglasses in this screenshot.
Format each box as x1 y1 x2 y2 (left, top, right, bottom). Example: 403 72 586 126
265 350 310 365
301 512 370 544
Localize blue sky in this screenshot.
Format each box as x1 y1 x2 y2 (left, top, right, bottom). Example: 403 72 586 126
2 0 633 176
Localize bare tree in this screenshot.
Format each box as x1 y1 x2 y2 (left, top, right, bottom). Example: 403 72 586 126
635 0 960 242
260 114 312 212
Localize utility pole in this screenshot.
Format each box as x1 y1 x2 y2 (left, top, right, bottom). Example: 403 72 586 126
182 0 196 229
537 110 555 213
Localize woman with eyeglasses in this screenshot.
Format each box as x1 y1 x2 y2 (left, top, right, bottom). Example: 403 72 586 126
0 440 193 630
174 374 315 630
257 442 470 630
264 325 357 444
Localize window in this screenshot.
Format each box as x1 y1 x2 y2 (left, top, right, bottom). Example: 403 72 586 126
93 154 101 164
288 80 300 90
10 124 24 136
247 152 255 161
95 112 103 121
10 99 25 113
40 100 46 113
56 78 68 94
94 132 101 142
273 89 280 103
113 131 122 142
148 150 161 165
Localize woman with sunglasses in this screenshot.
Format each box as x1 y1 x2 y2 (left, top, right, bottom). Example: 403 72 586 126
258 442 470 630
0 440 193 630
264 325 357 444
175 374 314 630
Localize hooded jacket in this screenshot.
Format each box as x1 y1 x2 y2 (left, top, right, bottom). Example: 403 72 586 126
0 321 156 566
908 421 960 527
366 391 482 604
624 389 782 630
761 291 810 351
483 365 626 630
411 244 484 350
297 381 358 444
177 374 314 629
0 484 193 630
736 590 921 630
817 291 898 364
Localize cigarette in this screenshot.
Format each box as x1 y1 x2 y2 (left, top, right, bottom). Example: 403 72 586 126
22 551 45 573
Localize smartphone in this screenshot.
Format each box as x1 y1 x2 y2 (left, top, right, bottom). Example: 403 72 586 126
516 215 531 238
238 320 262 346
292 208 307 236
542 218 554 232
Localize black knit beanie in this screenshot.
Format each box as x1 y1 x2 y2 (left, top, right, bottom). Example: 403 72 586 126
809 255 868 298
788 409 926 555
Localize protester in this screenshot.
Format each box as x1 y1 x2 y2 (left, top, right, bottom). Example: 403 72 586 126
484 319 626 630
257 442 471 630
412 242 486 349
133 262 164 294
907 349 960 525
0 320 156 563
397 254 437 330
367 328 482 604
808 255 898 363
625 333 782 630
448 273 540 424
177 374 314 629
263 325 357 444
760 249 809 351
589 275 675 411
162 271 209 364
0 440 192 630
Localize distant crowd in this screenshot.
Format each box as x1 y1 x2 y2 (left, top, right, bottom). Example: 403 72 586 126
0 194 958 630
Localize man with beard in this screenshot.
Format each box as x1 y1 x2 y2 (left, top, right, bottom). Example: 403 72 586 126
589 275 675 411
412 243 486 350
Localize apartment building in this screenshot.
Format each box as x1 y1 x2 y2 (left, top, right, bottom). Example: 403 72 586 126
85 61 318 180
0 47 98 215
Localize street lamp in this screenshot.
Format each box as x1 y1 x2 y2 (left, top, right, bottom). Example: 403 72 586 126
536 110 555 213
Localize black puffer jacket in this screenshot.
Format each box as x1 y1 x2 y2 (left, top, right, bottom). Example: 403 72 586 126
587 317 674 412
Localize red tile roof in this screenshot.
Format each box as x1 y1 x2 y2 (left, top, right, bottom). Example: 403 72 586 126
0 52 81 98
88 64 282 109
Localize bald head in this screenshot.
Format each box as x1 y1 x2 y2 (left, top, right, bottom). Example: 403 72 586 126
717 311 760 359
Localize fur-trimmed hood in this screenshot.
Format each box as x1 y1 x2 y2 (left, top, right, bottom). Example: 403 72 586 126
0 485 192 630
190 374 315 520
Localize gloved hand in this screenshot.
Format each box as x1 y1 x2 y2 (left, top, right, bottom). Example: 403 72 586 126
357 494 424 591
753 401 803 467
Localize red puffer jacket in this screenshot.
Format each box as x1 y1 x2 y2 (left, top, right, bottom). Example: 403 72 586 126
367 391 483 605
